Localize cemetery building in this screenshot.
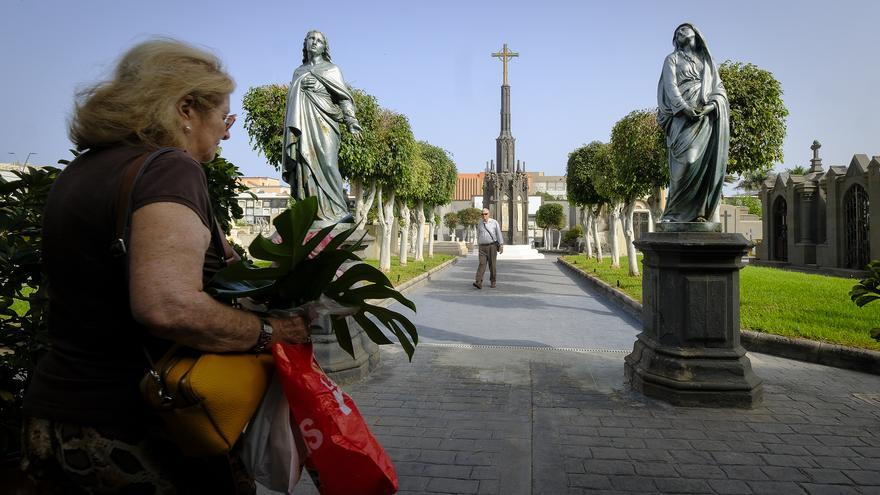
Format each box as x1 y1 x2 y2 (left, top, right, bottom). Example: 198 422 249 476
235 177 291 226
455 172 485 200
530 174 567 200
758 141 880 272
229 176 291 246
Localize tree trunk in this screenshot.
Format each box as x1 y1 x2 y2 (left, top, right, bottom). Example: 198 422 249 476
376 188 395 273
354 179 377 231
427 207 436 258
591 205 603 262
398 200 410 266
609 203 622 268
408 217 417 256
647 186 664 230
581 206 593 258
414 201 426 261
622 200 639 276
556 227 561 250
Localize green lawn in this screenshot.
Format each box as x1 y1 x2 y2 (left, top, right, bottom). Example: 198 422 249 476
561 254 880 351
252 254 454 287
364 255 454 286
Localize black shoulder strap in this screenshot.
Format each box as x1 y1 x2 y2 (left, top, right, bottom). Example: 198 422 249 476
482 221 496 243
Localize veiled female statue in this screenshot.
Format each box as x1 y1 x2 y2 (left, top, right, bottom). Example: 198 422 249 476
282 30 361 223
657 23 729 223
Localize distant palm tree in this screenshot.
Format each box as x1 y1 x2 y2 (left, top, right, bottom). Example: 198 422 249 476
736 168 772 193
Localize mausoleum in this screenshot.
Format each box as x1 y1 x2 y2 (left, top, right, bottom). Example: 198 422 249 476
758 141 880 272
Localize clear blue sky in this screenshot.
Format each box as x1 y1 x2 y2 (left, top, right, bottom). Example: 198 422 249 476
2 0 878 182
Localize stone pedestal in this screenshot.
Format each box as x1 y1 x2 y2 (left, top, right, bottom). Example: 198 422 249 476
624 231 763 408
310 315 380 385
305 224 379 385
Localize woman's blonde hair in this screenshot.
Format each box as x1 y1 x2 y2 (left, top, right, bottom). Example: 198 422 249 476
69 38 235 150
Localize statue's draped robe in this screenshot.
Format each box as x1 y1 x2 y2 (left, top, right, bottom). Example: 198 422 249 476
282 62 354 221
657 37 729 223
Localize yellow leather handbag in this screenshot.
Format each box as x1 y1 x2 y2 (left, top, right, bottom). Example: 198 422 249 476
140 346 274 457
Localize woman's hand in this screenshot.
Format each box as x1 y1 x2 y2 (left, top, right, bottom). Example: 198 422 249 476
267 314 312 346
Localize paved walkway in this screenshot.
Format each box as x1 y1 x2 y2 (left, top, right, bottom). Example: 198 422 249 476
295 255 880 494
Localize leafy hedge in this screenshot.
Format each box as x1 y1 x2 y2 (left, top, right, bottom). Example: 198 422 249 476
0 152 245 458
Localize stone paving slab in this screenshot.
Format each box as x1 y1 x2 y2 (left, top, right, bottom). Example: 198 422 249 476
294 345 879 494
291 256 880 494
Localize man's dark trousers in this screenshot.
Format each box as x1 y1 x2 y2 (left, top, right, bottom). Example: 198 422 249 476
476 243 498 287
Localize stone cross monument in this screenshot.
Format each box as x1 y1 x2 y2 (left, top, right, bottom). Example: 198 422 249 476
483 43 529 245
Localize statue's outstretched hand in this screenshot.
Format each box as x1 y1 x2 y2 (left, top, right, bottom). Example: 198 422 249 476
682 106 699 120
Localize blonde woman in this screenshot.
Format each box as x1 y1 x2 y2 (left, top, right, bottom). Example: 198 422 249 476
22 39 309 493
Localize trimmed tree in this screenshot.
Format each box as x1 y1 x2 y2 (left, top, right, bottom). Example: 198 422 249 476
374 110 417 272
443 212 459 241
457 208 482 243
241 84 287 171
417 142 457 259
609 109 667 276
589 143 625 268
719 61 789 181
567 141 611 261
396 152 430 266
536 203 565 249
338 89 382 229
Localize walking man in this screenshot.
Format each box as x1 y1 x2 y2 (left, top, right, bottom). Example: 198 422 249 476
474 208 504 289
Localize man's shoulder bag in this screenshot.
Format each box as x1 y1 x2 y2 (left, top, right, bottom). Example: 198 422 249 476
116 148 273 457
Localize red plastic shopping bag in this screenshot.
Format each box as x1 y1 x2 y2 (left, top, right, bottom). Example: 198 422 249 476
273 343 398 495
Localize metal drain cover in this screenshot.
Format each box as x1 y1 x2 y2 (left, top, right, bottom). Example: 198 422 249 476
420 342 629 353
852 393 880 407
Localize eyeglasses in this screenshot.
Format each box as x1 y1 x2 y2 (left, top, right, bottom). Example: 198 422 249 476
223 113 237 131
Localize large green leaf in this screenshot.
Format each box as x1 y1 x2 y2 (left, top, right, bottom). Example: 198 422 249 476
352 313 394 345
331 317 355 358
206 194 418 359
366 305 419 346
248 235 289 262
343 285 416 312
328 263 394 293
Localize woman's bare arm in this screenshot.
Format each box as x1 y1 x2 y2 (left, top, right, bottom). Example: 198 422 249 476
128 202 308 352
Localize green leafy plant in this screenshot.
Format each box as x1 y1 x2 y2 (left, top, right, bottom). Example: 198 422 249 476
562 226 584 247
202 152 250 235
0 165 60 457
850 260 880 341
724 196 763 217
208 196 419 359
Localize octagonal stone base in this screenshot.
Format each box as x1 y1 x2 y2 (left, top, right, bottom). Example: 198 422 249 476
625 334 763 408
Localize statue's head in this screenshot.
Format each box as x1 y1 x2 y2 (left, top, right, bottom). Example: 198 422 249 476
672 23 712 59
302 30 331 64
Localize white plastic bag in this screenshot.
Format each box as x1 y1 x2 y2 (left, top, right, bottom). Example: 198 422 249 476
241 374 302 494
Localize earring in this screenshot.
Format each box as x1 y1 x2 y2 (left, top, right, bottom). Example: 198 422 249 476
184 125 192 133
